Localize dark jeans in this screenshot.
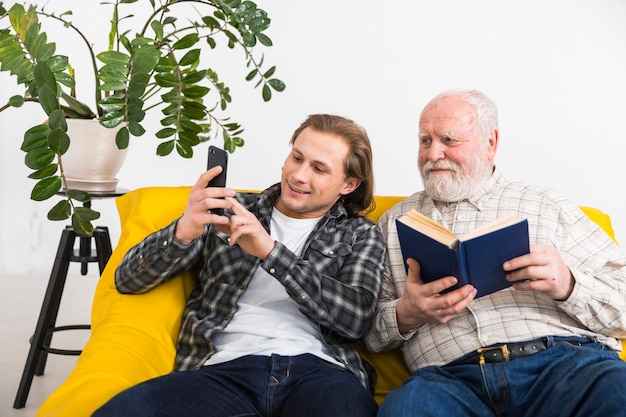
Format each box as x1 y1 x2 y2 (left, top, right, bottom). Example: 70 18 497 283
379 337 626 417
92 353 377 417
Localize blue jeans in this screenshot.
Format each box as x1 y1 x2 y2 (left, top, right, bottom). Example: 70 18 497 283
379 337 626 417
92 353 377 417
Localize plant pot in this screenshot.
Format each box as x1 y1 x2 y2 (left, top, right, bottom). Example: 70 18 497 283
62 119 128 192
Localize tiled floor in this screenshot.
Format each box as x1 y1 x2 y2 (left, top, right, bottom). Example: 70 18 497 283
1 270 98 416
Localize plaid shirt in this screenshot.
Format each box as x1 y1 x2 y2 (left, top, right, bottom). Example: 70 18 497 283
364 168 626 372
115 184 385 390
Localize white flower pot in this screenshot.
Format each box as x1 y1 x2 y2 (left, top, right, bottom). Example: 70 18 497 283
62 119 128 192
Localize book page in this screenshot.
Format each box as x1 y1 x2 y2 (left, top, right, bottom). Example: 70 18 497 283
459 212 520 241
398 210 457 246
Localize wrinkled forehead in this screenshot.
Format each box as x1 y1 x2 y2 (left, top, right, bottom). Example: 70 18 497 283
419 97 478 135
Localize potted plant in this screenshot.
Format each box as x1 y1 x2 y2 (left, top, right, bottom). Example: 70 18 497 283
0 0 284 233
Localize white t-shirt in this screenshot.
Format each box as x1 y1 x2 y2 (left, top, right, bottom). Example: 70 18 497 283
205 208 342 366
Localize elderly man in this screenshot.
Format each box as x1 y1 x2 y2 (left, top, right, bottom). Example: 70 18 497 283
365 89 626 416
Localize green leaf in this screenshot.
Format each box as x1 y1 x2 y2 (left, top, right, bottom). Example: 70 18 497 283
268 78 286 92
160 115 178 126
183 85 210 99
172 33 199 50
38 84 60 115
47 128 70 155
47 109 67 131
21 124 51 152
24 148 55 170
97 50 130 65
179 49 201 66
180 120 203 134
72 207 101 234
98 101 125 113
100 112 125 128
60 93 94 118
47 199 71 220
28 163 58 179
128 121 145 136
99 80 127 91
181 106 206 120
232 137 245 147
31 176 62 201
175 140 194 158
66 189 91 203
45 55 69 72
156 127 176 139
154 73 180 88
116 127 130 149
156 140 175 156
178 131 200 146
202 16 220 29
262 84 271 102
54 72 75 88
223 30 238 46
8 95 25 107
33 61 58 91
151 20 164 41
182 69 207 84
262 66 276 78
245 69 258 81
154 55 177 72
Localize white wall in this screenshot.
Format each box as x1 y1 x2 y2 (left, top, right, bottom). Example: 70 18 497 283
2 0 625 276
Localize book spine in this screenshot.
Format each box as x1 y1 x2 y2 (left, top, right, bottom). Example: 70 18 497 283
453 243 470 286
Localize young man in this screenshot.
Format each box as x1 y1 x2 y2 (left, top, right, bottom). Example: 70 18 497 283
93 114 384 417
364 90 626 416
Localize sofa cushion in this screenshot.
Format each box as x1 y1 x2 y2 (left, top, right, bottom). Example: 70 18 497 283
37 186 196 416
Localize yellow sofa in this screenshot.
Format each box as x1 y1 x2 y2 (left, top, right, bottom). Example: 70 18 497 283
36 186 621 416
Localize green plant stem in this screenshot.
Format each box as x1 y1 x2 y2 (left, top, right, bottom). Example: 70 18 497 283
36 10 103 117
139 0 219 37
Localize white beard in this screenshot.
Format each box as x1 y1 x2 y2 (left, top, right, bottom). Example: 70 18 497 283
421 158 493 203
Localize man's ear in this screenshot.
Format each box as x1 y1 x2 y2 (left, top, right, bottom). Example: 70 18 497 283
487 129 499 161
341 177 361 196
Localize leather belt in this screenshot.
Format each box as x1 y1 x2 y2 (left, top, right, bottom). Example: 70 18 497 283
450 339 549 366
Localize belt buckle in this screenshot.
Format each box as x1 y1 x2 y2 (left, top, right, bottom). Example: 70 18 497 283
477 344 510 365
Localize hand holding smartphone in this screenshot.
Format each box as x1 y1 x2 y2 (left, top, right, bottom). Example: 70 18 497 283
206 145 228 214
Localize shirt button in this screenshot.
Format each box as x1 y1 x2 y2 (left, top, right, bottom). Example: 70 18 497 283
481 335 490 343
162 240 168 246
329 250 334 255
269 268 276 274
300 294 307 300
456 216 463 221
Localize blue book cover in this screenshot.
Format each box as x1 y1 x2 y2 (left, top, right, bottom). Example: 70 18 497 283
395 211 530 298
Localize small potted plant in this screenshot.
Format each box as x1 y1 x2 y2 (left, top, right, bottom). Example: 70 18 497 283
0 0 285 233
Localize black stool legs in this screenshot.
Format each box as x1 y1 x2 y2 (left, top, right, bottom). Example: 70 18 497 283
13 226 112 409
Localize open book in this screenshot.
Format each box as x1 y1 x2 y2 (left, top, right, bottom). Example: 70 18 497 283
395 210 530 298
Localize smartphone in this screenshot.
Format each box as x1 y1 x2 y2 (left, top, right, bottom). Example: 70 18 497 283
206 145 228 214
